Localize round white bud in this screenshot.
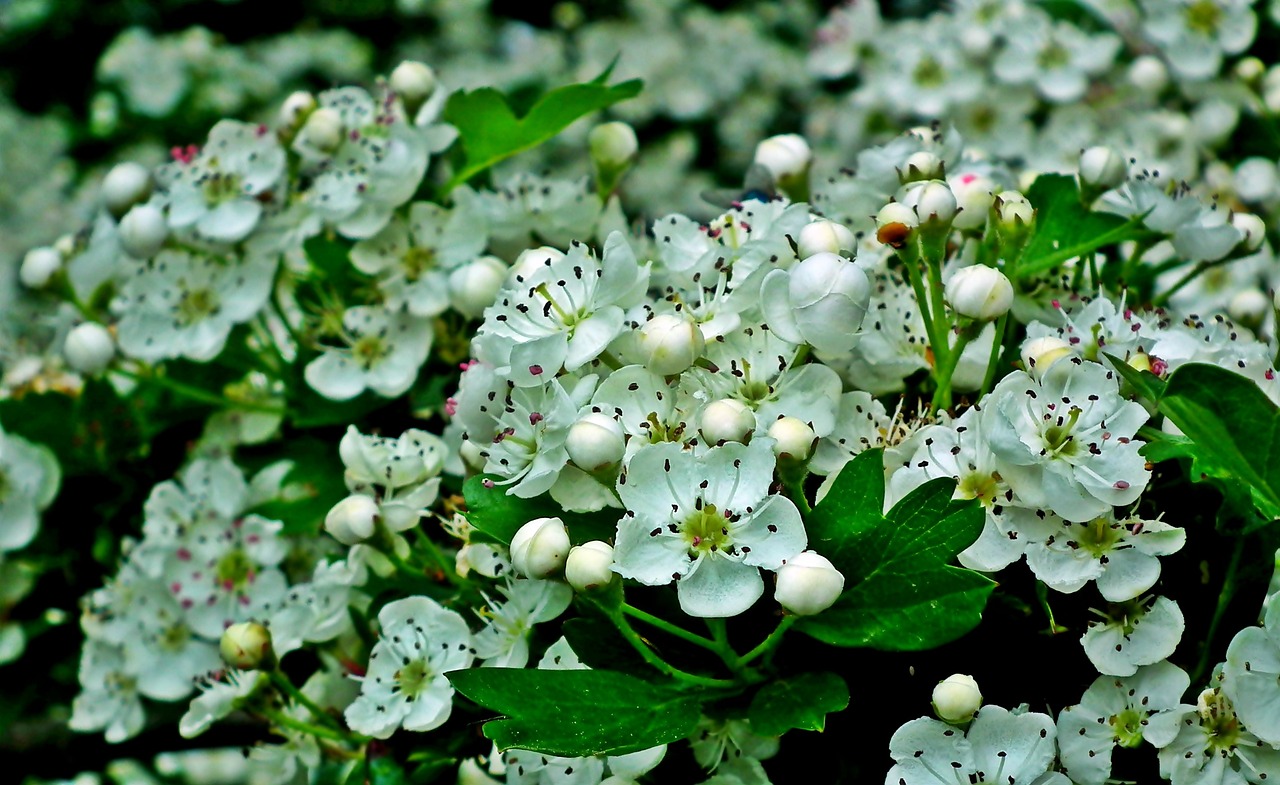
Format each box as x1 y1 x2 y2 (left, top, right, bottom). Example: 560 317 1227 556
767 416 815 461
510 516 571 580
101 162 152 216
324 494 380 545
220 621 275 670
565 413 625 471
639 314 705 376
700 398 756 445
948 172 996 231
1232 212 1267 252
1234 158 1278 203
1020 336 1074 378
774 551 844 616
279 90 317 128
64 323 115 375
449 256 508 318
588 121 639 168
1229 288 1271 326
932 674 982 723
753 134 812 181
298 107 345 153
902 180 958 225
1236 56 1265 84
1128 55 1168 94
389 60 438 106
994 190 1034 229
118 204 168 259
19 247 61 289
1079 146 1126 191
565 540 616 592
901 150 945 182
797 219 855 258
945 265 1013 321
875 201 919 247
510 246 565 285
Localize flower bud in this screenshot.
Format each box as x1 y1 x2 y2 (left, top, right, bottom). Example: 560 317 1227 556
449 256 508 318
279 90 317 128
902 180 958 226
64 323 115 374
19 247 61 289
1079 146 1126 192
389 60 438 108
324 494 380 545
101 162 153 217
752 134 812 182
700 399 756 445
945 265 1013 321
1232 212 1267 252
1020 336 1073 378
949 172 996 231
118 204 168 259
774 551 844 615
900 150 945 183
566 413 625 471
298 107 345 153
510 517 571 580
875 201 919 248
1234 158 1278 203
1128 55 1168 94
796 219 855 258
588 121 639 169
768 416 815 461
932 674 982 723
639 314 705 376
220 621 275 670
565 540 615 592
1236 56 1265 84
993 190 1034 231
1229 288 1270 328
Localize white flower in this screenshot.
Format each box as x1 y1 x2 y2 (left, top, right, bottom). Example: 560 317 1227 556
613 440 806 618
179 668 264 738
115 247 276 363
473 578 572 668
1223 598 1280 745
0 427 61 553
304 305 432 400
886 705 1057 785
1155 677 1280 785
339 426 446 492
1141 0 1257 82
345 595 475 738
69 641 148 742
1025 512 1186 601
476 376 597 499
993 16 1120 103
1081 595 1185 677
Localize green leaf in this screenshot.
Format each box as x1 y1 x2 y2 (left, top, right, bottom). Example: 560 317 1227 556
462 474 616 545
1156 363 1280 522
447 668 703 756
1016 174 1144 279
443 71 642 191
247 437 348 536
748 672 849 735
0 378 144 475
796 450 994 650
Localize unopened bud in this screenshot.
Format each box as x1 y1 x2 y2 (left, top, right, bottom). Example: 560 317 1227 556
298 107 345 153
945 265 1013 321
220 622 275 670
588 122 639 169
566 413 625 471
1236 56 1266 85
279 91 317 129
994 190 1034 231
1232 212 1267 252
118 204 168 259
1079 146 1126 192
774 551 844 615
796 219 855 258
900 151 945 183
510 517 571 580
875 201 919 248
389 61 438 108
19 247 61 289
639 314 705 376
324 494 380 545
1020 336 1073 378
902 180 958 226
768 416 815 461
101 162 153 217
64 323 115 374
949 172 996 231
700 399 756 445
932 674 982 723
1128 55 1168 94
753 134 812 182
565 540 615 592
1229 288 1270 328
449 256 508 318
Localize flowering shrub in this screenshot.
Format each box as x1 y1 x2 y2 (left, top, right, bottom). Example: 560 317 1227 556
10 2 1280 784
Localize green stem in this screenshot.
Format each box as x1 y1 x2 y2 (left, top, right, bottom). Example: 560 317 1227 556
930 329 973 414
405 527 467 589
704 618 743 672
1191 536 1246 687
1152 258 1233 308
620 604 721 653
110 367 285 414
606 607 738 689
1034 581 1069 635
259 707 353 743
269 670 341 729
901 255 946 370
979 312 1011 397
739 616 797 666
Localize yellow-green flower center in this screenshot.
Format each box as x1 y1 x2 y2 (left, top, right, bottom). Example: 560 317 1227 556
684 503 731 557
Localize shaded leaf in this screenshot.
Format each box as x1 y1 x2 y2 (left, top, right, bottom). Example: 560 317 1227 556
748 672 849 735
